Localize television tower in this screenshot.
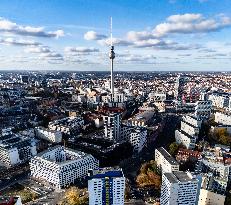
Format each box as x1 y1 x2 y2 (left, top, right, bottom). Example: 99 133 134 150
109 17 115 96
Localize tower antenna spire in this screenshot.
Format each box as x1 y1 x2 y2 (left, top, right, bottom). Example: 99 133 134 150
109 17 115 97
110 17 113 46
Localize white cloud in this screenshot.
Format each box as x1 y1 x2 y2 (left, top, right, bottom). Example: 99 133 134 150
24 46 51 53
0 17 64 38
98 37 133 46
167 14 202 23
84 31 107 40
64 46 99 53
153 13 231 37
127 31 156 41
0 37 41 46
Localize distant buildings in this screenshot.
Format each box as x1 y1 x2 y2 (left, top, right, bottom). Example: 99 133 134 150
160 171 199 205
30 146 99 189
155 147 179 173
0 132 37 167
88 167 125 205
208 92 230 110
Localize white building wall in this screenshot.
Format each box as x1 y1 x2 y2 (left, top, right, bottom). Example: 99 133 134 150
88 178 103 205
198 189 225 205
215 112 231 126
8 148 21 165
175 130 196 149
112 177 125 205
182 115 202 128
160 172 198 205
35 127 62 143
181 121 199 136
155 148 179 173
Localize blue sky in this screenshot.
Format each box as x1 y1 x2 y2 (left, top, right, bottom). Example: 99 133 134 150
0 0 231 71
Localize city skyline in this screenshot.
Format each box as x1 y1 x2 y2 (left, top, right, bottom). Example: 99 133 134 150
0 0 231 71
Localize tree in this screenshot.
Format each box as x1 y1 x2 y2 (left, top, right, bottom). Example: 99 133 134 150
124 180 131 200
168 142 179 156
61 187 88 205
136 160 161 190
18 189 38 203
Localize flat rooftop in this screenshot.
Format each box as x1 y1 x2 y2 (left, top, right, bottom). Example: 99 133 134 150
156 147 179 166
35 145 91 165
165 171 197 183
89 167 124 179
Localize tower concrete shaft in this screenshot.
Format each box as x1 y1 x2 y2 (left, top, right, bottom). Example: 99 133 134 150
109 45 115 96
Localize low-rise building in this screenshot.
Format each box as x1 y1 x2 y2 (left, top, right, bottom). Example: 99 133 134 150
35 127 62 143
48 116 84 135
215 111 231 126
176 148 202 162
198 189 225 205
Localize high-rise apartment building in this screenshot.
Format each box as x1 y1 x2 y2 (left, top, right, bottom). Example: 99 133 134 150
103 113 121 142
160 171 199 205
175 75 185 102
88 167 125 205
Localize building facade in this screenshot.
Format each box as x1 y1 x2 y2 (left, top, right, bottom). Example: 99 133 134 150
160 171 199 205
35 127 62 143
0 133 37 167
30 146 99 189
88 168 125 205
155 147 179 173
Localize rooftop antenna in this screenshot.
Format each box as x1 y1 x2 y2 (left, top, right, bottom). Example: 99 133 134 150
109 17 115 96
110 16 113 46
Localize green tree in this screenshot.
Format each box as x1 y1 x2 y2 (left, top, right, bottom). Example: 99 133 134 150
168 142 179 156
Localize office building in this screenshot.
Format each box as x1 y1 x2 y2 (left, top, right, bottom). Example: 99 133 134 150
88 167 125 205
30 146 99 189
160 171 198 205
155 147 179 173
